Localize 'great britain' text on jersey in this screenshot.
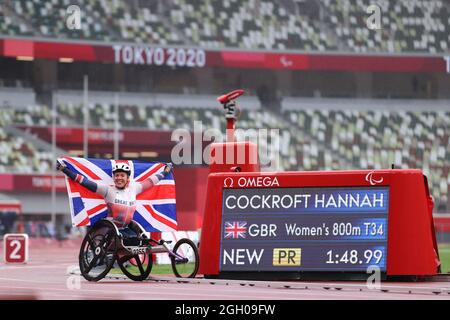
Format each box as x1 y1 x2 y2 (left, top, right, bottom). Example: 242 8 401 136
114 198 136 206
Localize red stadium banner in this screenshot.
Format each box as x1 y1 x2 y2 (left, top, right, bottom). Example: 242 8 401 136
0 174 67 192
0 202 21 213
0 38 448 73
433 215 450 232
16 125 173 147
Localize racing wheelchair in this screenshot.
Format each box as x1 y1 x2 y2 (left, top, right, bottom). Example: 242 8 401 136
78 218 199 281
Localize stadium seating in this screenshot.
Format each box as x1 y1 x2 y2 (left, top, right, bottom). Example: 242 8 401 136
321 0 450 53
0 1 32 36
83 0 182 44
0 104 67 126
0 104 61 174
6 0 182 44
10 0 111 40
283 108 450 212
3 98 449 211
3 0 449 53
0 126 53 173
167 0 335 50
57 101 450 212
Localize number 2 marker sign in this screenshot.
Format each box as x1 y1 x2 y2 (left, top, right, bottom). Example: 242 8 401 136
3 234 29 264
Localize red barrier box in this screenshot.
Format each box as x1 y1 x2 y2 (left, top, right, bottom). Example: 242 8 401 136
199 170 440 278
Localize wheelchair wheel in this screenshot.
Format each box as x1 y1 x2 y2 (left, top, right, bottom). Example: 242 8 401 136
171 238 199 278
117 253 153 281
79 221 117 282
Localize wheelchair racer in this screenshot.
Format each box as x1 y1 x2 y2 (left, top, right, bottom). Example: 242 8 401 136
56 159 172 245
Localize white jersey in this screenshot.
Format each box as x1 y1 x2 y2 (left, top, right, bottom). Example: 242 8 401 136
96 177 158 228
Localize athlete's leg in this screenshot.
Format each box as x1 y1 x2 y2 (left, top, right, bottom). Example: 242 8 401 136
120 227 140 246
128 221 151 245
128 221 146 238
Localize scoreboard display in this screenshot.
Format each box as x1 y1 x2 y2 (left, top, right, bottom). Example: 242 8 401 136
219 187 389 272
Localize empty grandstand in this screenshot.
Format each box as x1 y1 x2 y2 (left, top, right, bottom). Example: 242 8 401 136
1 0 449 54
1 95 448 213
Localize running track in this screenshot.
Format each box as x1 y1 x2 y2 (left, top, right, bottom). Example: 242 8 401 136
0 239 449 300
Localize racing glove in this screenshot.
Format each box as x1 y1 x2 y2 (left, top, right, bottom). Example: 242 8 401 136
56 159 98 192
155 162 173 180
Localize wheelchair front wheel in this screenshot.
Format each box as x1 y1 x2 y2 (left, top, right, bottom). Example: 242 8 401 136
170 238 199 278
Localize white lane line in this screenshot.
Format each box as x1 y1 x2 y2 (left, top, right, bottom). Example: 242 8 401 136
0 287 439 301
88 283 308 299
0 276 437 298
0 285 126 299
142 276 450 295
0 262 75 270
0 284 295 300
2 269 448 300
81 281 446 299
0 281 445 300
0 290 122 300
0 276 74 285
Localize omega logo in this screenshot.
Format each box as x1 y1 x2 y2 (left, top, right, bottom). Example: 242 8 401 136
223 177 234 188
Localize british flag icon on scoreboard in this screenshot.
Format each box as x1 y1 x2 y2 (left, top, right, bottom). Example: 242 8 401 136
224 221 247 239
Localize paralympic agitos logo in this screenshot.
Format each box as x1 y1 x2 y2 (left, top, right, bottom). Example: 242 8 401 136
365 171 384 186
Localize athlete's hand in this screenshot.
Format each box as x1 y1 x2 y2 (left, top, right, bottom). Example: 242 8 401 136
163 163 173 175
155 163 172 181
56 159 66 171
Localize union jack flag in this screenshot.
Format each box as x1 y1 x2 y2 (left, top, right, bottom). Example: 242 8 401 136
61 157 177 232
224 221 247 239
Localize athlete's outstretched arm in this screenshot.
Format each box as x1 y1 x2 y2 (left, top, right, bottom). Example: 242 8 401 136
56 159 108 197
137 163 173 194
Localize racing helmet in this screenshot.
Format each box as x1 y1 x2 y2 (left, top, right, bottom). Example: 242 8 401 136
112 163 131 176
